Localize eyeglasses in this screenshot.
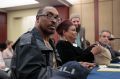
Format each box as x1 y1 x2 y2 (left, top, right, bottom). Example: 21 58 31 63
72 20 80 23
37 12 60 22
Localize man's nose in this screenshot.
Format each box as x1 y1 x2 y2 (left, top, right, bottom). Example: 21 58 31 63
74 22 78 24
52 18 57 23
51 19 57 25
105 37 109 40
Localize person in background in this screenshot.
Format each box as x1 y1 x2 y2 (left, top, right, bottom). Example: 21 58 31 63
98 30 120 63
83 30 113 65
56 20 101 66
0 49 9 79
70 14 86 49
0 51 6 69
10 6 61 79
3 40 13 59
0 54 9 79
0 42 7 68
2 40 13 68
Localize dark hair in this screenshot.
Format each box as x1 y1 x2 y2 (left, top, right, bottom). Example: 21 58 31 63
0 42 7 51
56 20 73 36
36 6 44 17
36 6 55 17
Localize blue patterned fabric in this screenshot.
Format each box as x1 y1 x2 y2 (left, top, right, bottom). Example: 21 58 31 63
87 67 120 79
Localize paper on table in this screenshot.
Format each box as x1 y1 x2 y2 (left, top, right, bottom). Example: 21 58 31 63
107 64 120 68
97 65 120 72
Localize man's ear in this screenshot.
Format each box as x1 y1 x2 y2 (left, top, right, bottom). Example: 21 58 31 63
36 16 39 23
63 30 66 35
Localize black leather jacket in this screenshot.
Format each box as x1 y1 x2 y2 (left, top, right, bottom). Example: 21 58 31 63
10 28 61 79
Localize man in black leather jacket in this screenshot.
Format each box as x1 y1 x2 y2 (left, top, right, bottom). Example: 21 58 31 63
10 6 61 79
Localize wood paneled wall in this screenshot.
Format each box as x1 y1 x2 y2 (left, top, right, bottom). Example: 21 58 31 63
0 12 7 43
56 6 69 20
54 6 69 44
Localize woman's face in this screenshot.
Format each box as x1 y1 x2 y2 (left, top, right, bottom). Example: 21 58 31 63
63 25 77 43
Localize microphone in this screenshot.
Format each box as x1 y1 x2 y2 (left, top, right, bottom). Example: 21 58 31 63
108 37 120 41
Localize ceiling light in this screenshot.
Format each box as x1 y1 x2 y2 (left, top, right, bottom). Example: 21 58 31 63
0 0 39 8
65 0 81 5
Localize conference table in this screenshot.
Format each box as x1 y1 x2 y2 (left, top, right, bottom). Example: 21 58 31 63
87 66 120 79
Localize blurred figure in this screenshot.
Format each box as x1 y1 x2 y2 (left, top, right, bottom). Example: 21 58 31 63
50 61 92 79
2 40 13 68
0 51 6 70
0 49 9 79
3 40 13 59
70 13 86 49
0 42 8 69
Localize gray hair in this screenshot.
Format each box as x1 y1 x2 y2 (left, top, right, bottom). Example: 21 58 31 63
99 30 112 36
36 6 44 16
70 13 80 20
36 6 55 16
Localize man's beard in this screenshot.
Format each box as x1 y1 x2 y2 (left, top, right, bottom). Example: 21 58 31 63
76 24 81 33
40 26 55 36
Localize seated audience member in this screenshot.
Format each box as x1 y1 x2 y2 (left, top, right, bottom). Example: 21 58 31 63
0 51 6 70
3 40 13 59
2 40 13 67
97 30 120 63
0 50 9 79
0 42 9 68
56 20 102 65
83 30 113 65
50 61 94 79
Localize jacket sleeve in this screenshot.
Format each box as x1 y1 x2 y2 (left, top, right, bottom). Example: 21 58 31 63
81 45 95 63
56 41 79 65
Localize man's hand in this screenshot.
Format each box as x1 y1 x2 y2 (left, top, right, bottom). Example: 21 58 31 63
79 62 96 69
91 45 102 55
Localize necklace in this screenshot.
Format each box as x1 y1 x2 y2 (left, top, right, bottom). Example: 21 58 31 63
44 40 52 49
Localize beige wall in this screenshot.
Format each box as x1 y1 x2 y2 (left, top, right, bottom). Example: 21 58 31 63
70 0 120 50
7 8 38 42
99 0 113 32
